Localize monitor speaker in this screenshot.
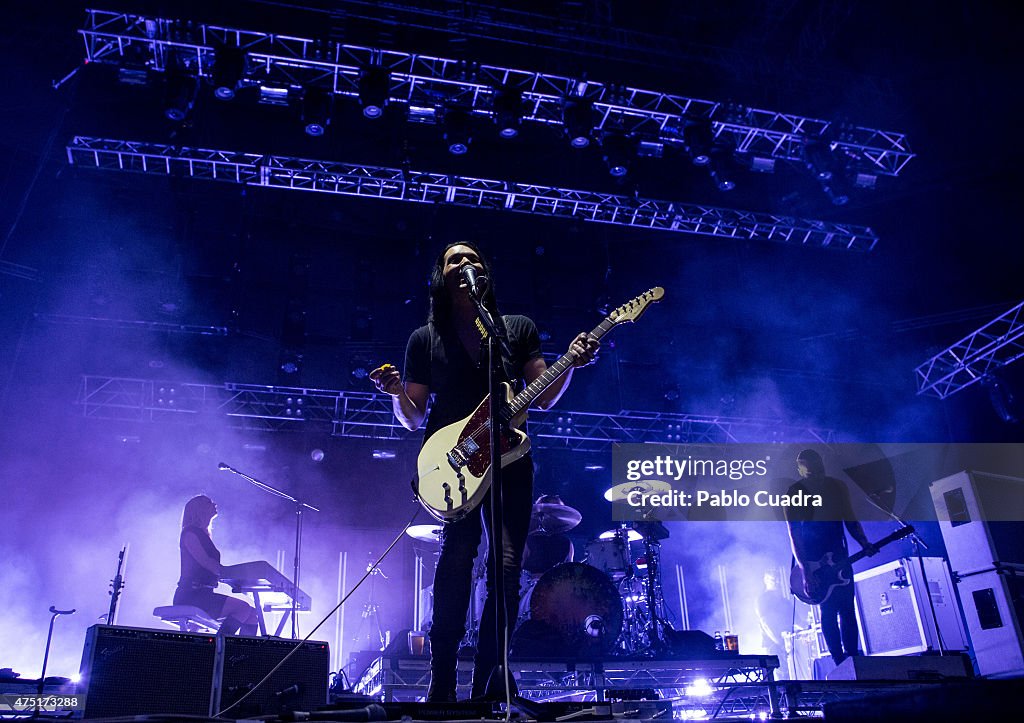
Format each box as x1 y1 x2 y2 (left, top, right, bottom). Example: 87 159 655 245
213 635 330 717
78 625 217 718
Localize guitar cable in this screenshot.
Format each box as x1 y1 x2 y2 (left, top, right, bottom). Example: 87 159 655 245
214 506 421 718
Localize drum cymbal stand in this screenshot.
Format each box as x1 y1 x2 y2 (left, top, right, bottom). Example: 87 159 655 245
638 534 670 650
353 559 387 651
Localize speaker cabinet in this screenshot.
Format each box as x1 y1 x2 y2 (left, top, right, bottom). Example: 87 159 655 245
213 636 330 717
826 653 971 681
930 470 1024 575
955 569 1024 676
853 557 968 656
78 625 217 718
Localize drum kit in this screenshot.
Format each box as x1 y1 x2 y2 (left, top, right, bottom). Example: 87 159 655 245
406 480 677 657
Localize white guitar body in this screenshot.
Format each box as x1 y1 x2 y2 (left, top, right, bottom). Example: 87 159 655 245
415 383 531 522
413 287 664 522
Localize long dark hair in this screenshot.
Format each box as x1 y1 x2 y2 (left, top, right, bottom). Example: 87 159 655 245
427 240 500 328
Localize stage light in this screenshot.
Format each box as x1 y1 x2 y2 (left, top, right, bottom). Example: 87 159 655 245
685 678 713 697
311 448 325 462
492 85 522 138
601 132 635 177
302 87 333 137
443 106 472 154
804 142 837 180
682 120 714 166
259 85 290 105
708 168 735 192
212 44 244 100
163 72 198 121
358 66 390 119
562 98 593 148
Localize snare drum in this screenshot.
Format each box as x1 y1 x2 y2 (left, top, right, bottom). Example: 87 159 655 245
585 534 632 581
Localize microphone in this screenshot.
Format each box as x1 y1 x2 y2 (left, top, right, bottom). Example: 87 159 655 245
459 265 487 297
218 462 230 470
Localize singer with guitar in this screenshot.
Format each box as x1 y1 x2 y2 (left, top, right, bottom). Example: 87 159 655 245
370 241 599 702
785 449 878 668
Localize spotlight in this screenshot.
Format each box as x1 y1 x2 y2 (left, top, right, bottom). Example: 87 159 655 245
600 132 635 177
708 167 735 191
163 73 198 121
310 448 325 462
212 44 244 100
683 120 714 165
358 66 390 119
492 85 522 138
562 97 593 148
302 87 333 137
804 141 839 180
443 106 472 154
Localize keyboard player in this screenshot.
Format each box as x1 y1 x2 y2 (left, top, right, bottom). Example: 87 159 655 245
172 495 260 636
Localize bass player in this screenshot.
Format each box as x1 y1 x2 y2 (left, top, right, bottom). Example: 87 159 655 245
785 449 878 668
370 241 599 701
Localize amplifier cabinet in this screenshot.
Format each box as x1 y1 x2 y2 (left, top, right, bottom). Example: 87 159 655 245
930 470 1024 575
955 569 1024 676
853 557 968 656
78 625 217 718
213 635 330 717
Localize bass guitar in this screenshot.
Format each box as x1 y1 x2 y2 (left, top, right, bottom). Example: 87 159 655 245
790 525 914 605
415 287 664 522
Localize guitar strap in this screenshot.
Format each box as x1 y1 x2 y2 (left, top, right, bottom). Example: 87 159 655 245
474 314 521 391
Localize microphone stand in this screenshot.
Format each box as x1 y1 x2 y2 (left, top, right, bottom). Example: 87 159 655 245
466 282 520 707
219 463 320 639
36 606 74 718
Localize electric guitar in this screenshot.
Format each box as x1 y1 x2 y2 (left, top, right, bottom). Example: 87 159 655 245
415 287 665 522
789 525 914 605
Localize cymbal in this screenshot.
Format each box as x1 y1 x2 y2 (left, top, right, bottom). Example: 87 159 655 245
530 503 582 534
406 524 443 543
598 527 643 542
603 479 673 502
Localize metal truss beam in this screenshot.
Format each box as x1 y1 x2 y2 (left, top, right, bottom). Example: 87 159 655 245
325 0 897 107
67 137 878 251
915 301 1024 399
79 9 913 177
76 376 836 449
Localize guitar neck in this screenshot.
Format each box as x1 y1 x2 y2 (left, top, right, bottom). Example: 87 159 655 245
506 317 616 417
847 526 915 566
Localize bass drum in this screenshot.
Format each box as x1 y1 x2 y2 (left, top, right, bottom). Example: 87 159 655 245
512 562 622 657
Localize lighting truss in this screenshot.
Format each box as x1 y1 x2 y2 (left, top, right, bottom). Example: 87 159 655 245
77 376 836 450
915 300 1024 399
67 137 878 250
79 8 913 176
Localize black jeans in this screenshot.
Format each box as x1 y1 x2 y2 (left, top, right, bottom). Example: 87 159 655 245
427 456 533 699
819 580 860 665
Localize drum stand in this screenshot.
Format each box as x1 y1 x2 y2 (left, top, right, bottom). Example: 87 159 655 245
639 535 670 648
353 564 387 651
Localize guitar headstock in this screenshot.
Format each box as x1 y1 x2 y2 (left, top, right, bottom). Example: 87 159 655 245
609 287 665 324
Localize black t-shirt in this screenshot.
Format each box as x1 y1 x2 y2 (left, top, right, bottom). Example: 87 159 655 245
785 476 855 562
404 315 543 442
